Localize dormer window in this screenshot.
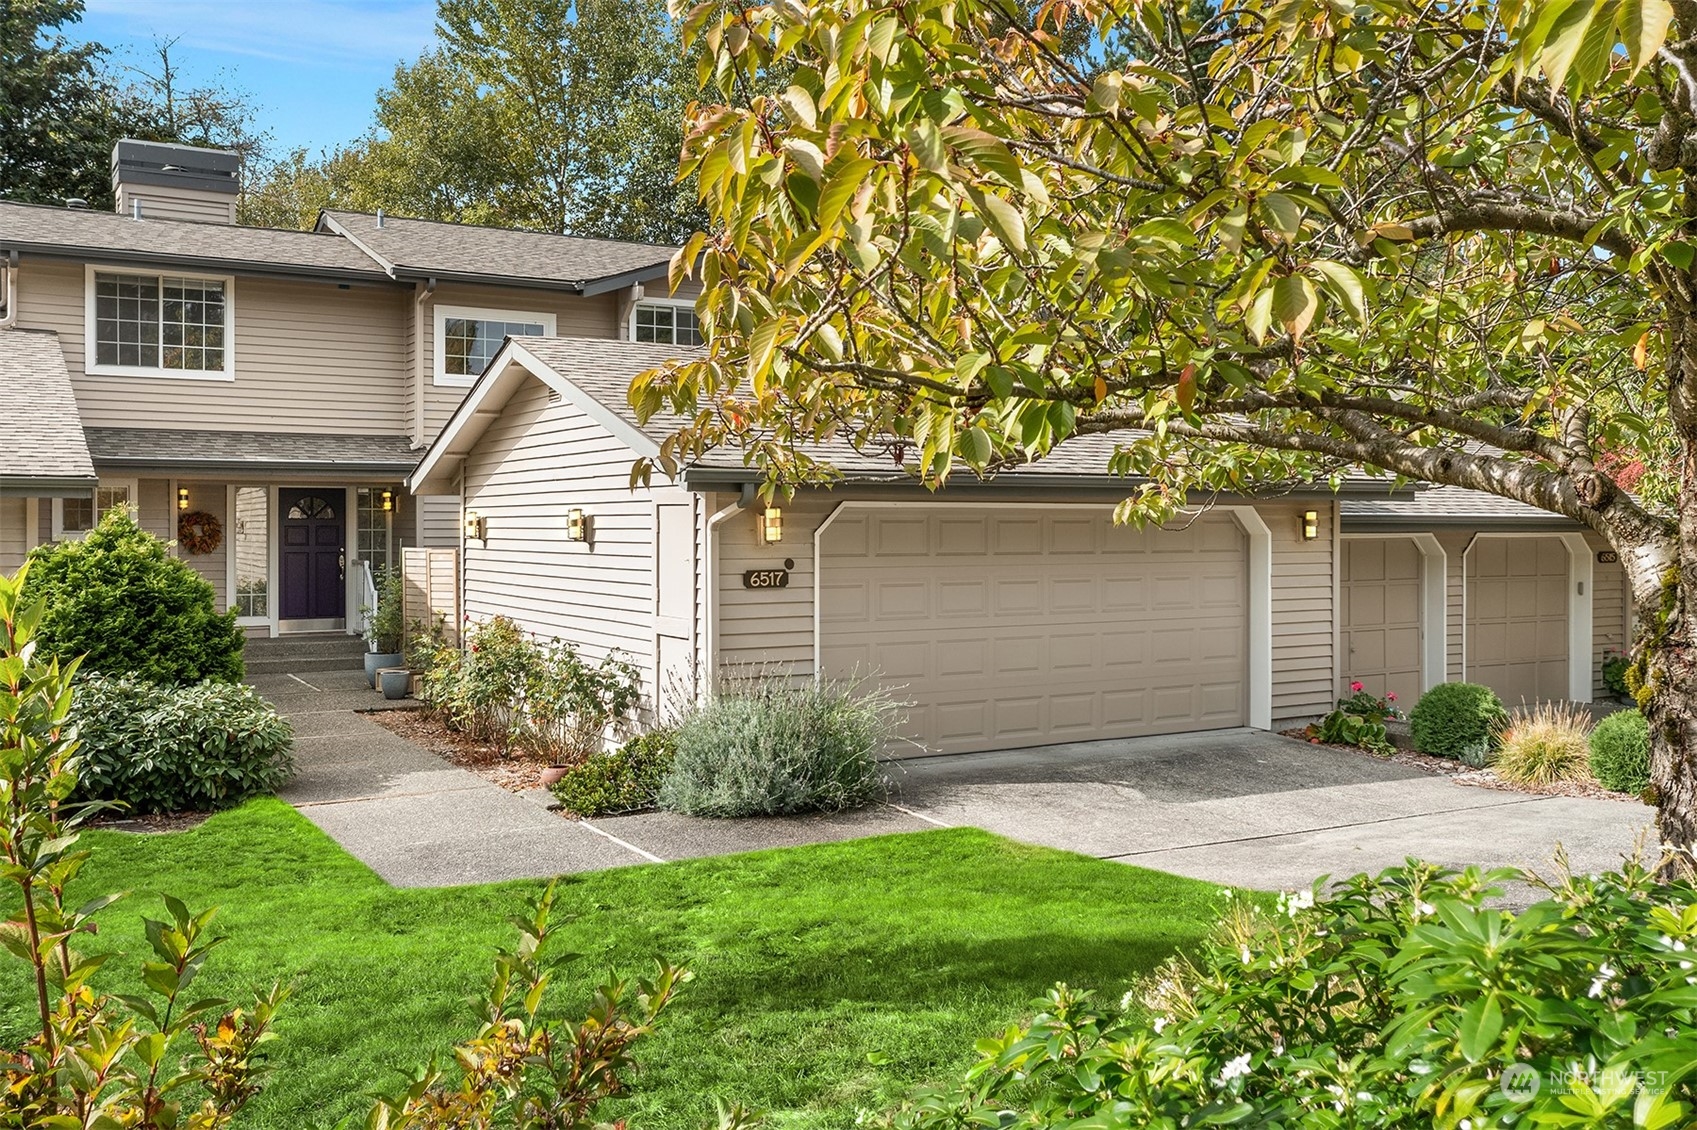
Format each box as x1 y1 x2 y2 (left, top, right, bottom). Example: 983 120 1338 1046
632 300 702 346
85 267 233 379
434 304 555 387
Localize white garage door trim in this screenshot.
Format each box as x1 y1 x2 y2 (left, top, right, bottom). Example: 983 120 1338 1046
1461 531 1593 703
812 501 1274 732
1340 533 1447 693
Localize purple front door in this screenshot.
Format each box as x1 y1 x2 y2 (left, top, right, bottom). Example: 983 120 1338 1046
279 489 346 621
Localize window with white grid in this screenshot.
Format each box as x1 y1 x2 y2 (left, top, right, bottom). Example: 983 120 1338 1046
633 302 702 346
89 268 231 376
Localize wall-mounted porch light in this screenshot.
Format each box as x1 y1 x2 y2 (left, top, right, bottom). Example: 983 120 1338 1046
177 486 190 511
760 506 784 545
565 507 591 543
380 489 394 513
463 511 486 541
1301 510 1319 541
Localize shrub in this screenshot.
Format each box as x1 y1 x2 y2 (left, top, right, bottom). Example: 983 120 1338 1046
1591 708 1652 794
70 674 295 813
364 563 405 654
23 506 245 683
659 676 896 817
893 859 1697 1130
1491 701 1593 787
1601 648 1632 698
552 730 675 816
1408 680 1507 765
0 564 284 1127
525 641 643 763
419 615 539 749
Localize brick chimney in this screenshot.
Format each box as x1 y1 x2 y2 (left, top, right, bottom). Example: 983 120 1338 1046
111 139 240 224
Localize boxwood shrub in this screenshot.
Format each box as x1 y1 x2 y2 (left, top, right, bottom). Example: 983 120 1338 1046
659 677 896 817
1590 708 1652 795
70 674 294 813
1408 681 1507 765
24 508 244 684
551 731 675 817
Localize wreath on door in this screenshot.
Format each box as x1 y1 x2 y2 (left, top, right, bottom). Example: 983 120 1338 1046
178 510 223 555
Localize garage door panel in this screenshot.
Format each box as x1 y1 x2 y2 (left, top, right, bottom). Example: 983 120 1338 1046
821 508 1248 755
1466 536 1568 703
1341 539 1424 706
820 580 869 622
1384 582 1420 622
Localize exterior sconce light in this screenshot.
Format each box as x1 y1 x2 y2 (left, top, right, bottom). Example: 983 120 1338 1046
1301 510 1319 541
760 506 783 545
380 489 394 513
463 511 486 540
566 507 590 542
177 486 189 511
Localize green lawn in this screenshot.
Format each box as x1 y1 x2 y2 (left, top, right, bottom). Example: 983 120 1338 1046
0 799 1223 1128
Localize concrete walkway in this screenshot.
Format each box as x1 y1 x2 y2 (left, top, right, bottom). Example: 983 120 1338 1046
263 672 1655 892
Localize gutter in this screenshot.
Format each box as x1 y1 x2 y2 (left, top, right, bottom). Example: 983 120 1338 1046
0 474 97 498
92 456 419 474
0 250 17 327
679 464 1421 499
0 244 395 287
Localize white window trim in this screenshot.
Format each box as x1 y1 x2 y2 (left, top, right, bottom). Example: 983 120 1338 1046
51 477 139 540
227 483 272 627
83 264 236 381
628 297 701 346
433 304 555 388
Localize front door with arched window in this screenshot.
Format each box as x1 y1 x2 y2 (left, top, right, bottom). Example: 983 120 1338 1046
279 489 346 622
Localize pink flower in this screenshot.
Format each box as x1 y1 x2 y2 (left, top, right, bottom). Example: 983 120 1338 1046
1386 692 1397 702
1350 681 1364 693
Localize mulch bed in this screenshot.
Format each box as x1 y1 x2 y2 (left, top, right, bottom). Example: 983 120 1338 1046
90 812 212 833
1281 729 1642 804
366 707 560 793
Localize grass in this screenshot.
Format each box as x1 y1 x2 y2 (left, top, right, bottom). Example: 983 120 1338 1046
0 799 1224 1129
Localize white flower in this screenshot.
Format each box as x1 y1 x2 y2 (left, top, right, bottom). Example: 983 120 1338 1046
1153 1016 1168 1034
1216 1053 1252 1085
1272 1042 1284 1056
1120 989 1137 1011
1292 888 1315 910
1413 900 1436 919
1589 962 1616 999
1460 1120 1472 1129
1240 944 1253 965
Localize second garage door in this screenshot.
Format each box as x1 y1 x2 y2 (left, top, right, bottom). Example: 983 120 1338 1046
819 507 1248 755
1467 536 1569 705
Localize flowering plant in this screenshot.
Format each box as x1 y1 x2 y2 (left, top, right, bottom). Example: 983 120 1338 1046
1337 681 1402 722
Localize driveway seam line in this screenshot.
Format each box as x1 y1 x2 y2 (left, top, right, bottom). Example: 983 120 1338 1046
291 785 489 807
1099 794 1564 859
886 802 952 828
576 820 666 863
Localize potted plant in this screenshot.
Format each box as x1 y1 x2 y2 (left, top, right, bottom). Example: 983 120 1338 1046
363 565 405 688
378 666 413 700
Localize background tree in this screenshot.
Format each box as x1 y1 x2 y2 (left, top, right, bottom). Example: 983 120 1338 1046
644 0 1697 867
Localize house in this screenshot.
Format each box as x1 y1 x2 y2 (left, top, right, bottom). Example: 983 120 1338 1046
0 139 698 636
409 336 1635 757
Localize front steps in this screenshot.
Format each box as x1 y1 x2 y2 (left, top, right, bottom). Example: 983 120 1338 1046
246 633 369 675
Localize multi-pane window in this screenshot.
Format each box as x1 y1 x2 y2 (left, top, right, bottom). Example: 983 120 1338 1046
93 271 227 373
633 302 702 346
441 314 546 378
58 484 131 537
233 487 268 619
356 487 398 574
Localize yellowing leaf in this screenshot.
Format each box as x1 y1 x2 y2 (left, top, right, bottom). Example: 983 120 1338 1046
1273 274 1320 340
1634 331 1650 370
1371 222 1416 242
974 190 1028 254
1089 71 1124 111
1245 286 1275 344
1623 0 1675 75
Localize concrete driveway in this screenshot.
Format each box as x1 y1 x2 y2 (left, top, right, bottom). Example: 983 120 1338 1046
598 728 1658 892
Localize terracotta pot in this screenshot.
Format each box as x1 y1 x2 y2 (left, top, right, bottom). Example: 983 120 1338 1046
539 765 570 787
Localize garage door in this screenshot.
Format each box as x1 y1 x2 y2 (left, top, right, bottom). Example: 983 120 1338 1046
1467 536 1568 704
1341 539 1423 706
819 507 1247 755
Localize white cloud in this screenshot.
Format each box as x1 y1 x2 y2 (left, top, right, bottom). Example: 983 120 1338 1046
83 0 438 70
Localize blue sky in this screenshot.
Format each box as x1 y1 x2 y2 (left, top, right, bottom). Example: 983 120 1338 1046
71 0 441 155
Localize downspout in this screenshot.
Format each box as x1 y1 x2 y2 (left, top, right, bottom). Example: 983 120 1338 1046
412 277 437 449
0 252 19 329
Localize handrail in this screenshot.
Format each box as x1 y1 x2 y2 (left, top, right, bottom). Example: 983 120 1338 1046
356 559 379 645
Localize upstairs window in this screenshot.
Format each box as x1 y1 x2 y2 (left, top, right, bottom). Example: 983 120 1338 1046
86 268 232 378
633 301 702 346
434 305 555 386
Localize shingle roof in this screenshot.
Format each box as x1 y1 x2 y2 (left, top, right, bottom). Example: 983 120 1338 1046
86 428 420 474
0 201 392 280
1341 483 1571 527
0 329 96 490
318 211 675 292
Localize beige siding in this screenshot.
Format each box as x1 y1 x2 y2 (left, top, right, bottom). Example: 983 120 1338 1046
116 187 236 224
1266 500 1336 727
177 480 228 608
460 378 671 686
0 498 28 571
418 495 461 548
1436 531 1470 681
136 478 172 541
1586 532 1629 698
16 257 411 433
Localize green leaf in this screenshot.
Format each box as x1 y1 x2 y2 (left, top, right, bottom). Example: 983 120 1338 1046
1622 0 1674 75
1307 260 1368 325
1457 994 1504 1062
1272 275 1320 340
973 191 1028 254
1245 287 1275 344
1539 0 1601 93
1261 193 1304 239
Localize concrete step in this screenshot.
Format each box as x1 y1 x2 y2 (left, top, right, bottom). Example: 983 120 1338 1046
246 654 372 675
246 634 369 660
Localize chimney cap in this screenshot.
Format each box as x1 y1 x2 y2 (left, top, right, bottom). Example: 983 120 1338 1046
64 197 89 209
111 138 240 196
